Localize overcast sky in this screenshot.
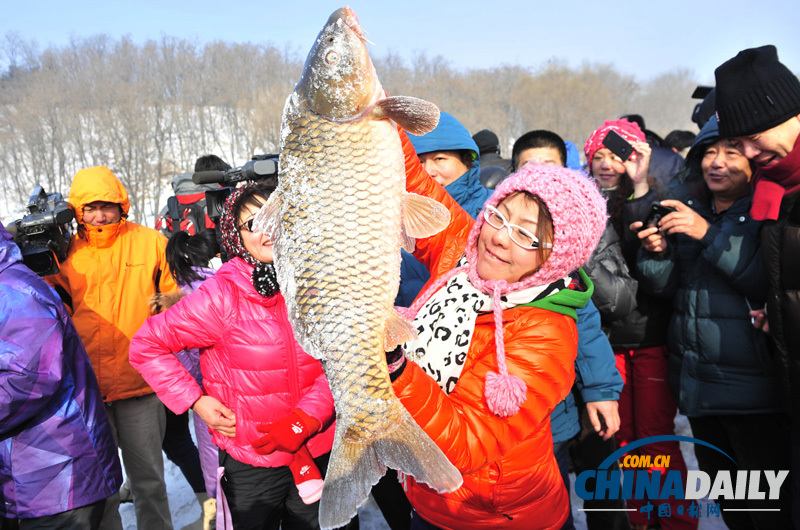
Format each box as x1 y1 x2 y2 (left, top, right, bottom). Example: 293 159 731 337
3 0 799 84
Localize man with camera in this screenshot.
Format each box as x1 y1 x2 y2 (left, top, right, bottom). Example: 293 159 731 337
714 44 800 526
1 221 123 530
47 165 178 529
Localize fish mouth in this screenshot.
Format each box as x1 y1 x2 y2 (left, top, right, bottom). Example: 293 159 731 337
341 6 373 44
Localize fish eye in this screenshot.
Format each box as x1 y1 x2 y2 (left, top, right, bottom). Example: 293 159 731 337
326 51 339 65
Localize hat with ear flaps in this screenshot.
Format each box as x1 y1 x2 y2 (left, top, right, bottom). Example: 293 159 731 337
407 164 606 417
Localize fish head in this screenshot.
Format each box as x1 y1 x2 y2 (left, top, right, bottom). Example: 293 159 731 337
296 6 379 120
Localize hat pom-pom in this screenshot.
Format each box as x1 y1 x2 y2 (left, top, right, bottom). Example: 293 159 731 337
485 371 527 417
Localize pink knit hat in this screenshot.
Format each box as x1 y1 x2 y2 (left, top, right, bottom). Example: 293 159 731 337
583 118 646 165
406 164 606 417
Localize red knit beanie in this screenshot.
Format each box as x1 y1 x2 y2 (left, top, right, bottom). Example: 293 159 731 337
583 119 646 166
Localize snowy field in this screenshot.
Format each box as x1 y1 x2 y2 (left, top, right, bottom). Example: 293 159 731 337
120 413 727 530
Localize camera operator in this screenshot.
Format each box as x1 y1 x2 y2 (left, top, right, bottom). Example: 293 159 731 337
46 165 178 530
0 221 122 530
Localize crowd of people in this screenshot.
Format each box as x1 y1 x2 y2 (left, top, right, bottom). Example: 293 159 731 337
1 44 799 530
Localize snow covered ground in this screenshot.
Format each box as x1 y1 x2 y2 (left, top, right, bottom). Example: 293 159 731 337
119 413 726 529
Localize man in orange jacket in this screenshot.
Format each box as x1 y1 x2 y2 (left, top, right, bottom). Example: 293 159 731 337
48 165 178 530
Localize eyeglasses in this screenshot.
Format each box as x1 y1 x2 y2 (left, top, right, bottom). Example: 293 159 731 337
483 205 552 250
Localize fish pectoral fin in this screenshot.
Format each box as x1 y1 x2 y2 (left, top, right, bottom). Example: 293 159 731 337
403 192 451 239
251 191 282 239
400 225 415 253
384 309 417 351
372 96 440 135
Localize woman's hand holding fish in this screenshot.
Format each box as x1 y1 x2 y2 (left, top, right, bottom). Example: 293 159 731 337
192 395 236 438
252 409 321 455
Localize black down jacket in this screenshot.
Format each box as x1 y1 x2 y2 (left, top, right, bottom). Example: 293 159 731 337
637 193 782 416
760 190 800 415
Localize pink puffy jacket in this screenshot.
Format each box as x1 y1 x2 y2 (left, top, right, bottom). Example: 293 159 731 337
129 257 335 467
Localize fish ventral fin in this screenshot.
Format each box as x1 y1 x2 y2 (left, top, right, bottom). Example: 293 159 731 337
372 96 440 135
400 224 415 253
318 406 463 530
251 191 281 240
403 192 451 239
384 308 417 351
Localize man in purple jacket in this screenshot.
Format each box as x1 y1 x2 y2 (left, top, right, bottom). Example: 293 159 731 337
0 221 122 529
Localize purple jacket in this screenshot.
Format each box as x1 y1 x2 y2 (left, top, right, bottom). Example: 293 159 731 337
130 257 336 468
0 223 122 518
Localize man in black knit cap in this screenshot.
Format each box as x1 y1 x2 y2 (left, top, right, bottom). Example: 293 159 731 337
715 43 800 527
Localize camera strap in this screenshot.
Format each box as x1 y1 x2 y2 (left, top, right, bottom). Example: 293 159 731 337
167 196 182 236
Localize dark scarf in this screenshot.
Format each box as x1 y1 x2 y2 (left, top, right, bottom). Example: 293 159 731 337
751 133 800 221
219 186 279 298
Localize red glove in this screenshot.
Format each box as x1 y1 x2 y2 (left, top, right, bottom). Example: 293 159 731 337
252 409 321 455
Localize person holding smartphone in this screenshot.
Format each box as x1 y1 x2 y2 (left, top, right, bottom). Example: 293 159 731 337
582 119 696 530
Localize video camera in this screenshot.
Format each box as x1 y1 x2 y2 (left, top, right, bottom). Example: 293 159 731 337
192 153 279 226
10 186 74 276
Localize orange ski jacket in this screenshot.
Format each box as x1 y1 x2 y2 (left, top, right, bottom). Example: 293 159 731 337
48 166 177 402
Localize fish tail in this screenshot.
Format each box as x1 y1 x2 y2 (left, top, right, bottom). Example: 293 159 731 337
318 407 462 530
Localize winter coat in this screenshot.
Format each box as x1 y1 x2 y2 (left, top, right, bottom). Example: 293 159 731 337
585 188 671 348
129 257 335 468
761 189 800 412
0 223 122 519
47 166 178 402
393 134 579 529
637 192 781 416
154 267 217 384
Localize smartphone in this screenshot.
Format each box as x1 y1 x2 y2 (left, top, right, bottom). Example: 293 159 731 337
641 203 676 229
602 129 634 162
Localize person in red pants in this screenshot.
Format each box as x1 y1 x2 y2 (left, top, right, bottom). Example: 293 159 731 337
582 119 696 530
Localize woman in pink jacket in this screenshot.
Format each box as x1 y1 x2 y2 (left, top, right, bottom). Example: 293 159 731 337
130 182 335 530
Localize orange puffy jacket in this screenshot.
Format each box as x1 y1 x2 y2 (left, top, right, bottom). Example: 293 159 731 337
392 130 576 529
48 166 177 402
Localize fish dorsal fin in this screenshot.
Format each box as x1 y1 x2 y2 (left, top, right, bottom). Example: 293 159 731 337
400 224 415 253
372 96 440 135
384 308 418 351
403 192 451 239
251 191 282 240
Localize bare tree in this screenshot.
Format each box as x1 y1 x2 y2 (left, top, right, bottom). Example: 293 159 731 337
0 33 702 225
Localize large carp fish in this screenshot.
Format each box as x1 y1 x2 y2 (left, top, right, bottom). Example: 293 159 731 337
252 6 462 529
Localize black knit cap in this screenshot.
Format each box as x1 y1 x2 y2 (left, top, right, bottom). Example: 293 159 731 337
471 129 500 156
715 45 800 137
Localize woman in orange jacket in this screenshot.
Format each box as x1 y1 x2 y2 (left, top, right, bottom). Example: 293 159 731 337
387 131 607 529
